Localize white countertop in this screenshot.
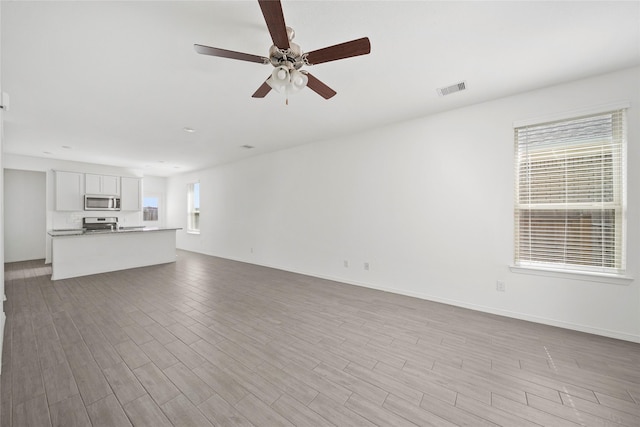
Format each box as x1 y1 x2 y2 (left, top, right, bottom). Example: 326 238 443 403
48 227 181 237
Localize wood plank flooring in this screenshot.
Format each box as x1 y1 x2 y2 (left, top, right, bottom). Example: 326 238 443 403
2 250 639 426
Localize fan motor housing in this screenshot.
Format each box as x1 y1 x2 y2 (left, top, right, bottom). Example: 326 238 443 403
269 44 304 70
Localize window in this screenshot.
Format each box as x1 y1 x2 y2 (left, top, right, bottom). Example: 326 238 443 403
187 182 200 233
514 109 626 275
143 196 159 222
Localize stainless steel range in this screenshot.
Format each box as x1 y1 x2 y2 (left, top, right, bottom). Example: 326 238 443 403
83 217 118 232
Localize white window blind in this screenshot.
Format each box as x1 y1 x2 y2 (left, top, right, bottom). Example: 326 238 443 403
514 109 626 274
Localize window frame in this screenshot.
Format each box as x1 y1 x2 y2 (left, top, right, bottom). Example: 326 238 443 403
187 182 200 234
512 105 628 279
142 193 161 225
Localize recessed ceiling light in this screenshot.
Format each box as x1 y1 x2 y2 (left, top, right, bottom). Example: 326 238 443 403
183 127 196 133
43 151 52 155
241 145 255 149
173 166 181 169
62 145 72 149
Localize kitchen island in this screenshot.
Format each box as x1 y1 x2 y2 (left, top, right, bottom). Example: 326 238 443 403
48 227 180 280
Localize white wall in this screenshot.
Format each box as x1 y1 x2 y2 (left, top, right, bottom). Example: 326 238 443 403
167 66 640 342
0 0 5 370
3 169 46 262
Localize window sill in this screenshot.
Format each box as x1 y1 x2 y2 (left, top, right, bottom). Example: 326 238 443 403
509 265 633 285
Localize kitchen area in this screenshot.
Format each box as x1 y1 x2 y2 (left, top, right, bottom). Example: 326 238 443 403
48 171 179 280
3 155 180 281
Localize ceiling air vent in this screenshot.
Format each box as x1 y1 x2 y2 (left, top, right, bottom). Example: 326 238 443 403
437 81 467 97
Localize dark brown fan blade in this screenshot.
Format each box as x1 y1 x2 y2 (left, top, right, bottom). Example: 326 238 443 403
305 37 371 65
252 80 272 98
258 0 290 49
304 72 336 99
194 44 268 64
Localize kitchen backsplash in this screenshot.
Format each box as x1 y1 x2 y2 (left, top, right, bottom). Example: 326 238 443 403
51 210 143 230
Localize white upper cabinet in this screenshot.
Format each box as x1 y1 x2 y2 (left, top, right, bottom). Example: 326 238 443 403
55 171 84 211
120 177 142 211
86 174 120 195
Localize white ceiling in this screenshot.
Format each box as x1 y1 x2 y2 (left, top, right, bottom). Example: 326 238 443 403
2 1 639 176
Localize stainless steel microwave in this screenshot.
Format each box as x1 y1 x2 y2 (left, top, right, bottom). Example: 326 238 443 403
84 194 121 211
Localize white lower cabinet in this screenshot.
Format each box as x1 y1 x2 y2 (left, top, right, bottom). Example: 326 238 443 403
50 229 177 280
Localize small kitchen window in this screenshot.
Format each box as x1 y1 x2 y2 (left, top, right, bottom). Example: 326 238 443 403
143 196 160 223
187 182 200 233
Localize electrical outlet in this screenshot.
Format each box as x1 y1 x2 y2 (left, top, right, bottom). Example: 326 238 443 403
364 262 370 271
496 281 506 292
343 260 349 268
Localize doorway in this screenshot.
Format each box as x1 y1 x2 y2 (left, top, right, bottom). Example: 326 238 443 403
4 169 47 262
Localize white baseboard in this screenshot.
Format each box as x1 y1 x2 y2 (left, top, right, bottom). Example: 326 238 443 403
308 273 640 343
180 249 640 344
347 281 640 343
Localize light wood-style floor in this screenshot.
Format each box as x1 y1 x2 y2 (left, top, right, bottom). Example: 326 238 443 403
2 250 639 426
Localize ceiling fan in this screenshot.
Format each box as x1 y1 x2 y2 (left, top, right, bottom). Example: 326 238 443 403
194 0 371 101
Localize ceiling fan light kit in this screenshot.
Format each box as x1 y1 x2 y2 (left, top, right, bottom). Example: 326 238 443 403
266 66 308 96
195 0 370 102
